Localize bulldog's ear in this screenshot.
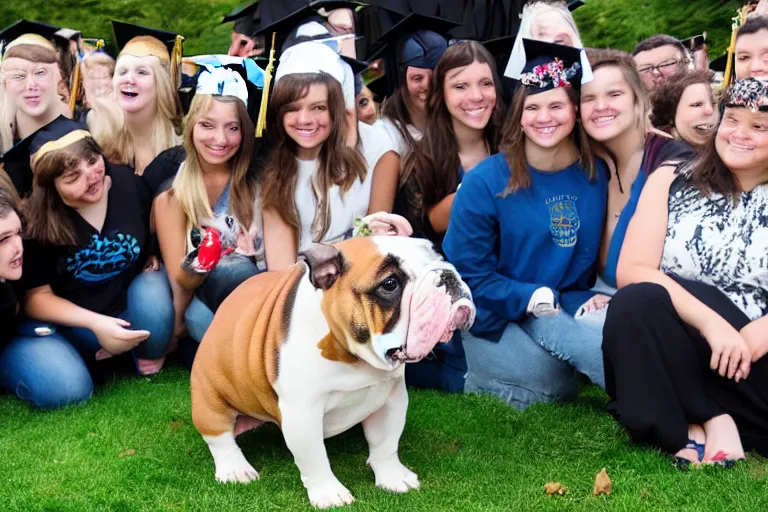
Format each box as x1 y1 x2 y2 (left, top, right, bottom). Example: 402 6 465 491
298 243 345 290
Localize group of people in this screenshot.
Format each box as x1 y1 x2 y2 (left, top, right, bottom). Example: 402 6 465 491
0 0 766 473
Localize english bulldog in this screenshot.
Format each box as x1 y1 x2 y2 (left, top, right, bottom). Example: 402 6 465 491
191 235 475 509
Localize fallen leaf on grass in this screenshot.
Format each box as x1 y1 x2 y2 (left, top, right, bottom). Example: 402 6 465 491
119 449 136 458
170 419 185 432
640 489 650 499
544 482 568 495
87 432 98 439
593 467 611 496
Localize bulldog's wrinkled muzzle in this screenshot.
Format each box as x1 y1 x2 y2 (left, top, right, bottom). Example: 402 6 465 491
389 265 475 363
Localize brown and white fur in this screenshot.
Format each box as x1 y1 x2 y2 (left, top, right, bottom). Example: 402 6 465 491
191 236 475 509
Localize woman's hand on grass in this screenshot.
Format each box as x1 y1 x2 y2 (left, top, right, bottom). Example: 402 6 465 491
700 316 752 382
91 316 150 359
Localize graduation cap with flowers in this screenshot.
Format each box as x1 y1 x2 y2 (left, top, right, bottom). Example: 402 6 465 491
725 78 768 112
504 37 592 94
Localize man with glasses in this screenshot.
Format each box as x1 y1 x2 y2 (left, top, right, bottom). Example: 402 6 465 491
631 34 692 91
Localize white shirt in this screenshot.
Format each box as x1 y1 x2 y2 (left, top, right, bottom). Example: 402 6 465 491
375 118 422 158
355 120 397 217
295 159 360 253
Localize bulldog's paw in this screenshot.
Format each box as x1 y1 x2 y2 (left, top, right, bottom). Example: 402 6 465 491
214 455 260 484
373 461 420 493
307 479 355 509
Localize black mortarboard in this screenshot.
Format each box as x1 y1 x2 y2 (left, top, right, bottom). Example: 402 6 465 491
504 37 592 95
483 34 518 105
366 75 388 100
681 33 707 53
112 21 182 61
223 1 262 36
369 12 459 97
0 19 60 54
255 0 364 38
567 0 586 10
0 116 89 197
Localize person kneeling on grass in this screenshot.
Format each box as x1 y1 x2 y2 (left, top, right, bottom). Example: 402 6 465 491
443 39 608 409
603 78 768 469
0 116 174 409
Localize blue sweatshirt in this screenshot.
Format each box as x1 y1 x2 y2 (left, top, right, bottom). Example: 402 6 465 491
443 153 608 340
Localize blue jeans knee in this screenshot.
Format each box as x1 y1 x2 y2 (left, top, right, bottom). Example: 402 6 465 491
124 267 175 359
0 332 93 409
185 296 214 343
462 322 579 409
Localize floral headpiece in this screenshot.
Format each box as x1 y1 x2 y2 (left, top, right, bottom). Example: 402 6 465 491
520 58 581 90
725 78 768 112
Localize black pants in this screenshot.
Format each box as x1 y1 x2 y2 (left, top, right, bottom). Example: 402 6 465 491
602 278 768 456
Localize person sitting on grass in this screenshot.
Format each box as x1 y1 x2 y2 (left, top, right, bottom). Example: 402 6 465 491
443 39 607 408
0 188 23 349
603 77 768 469
0 117 174 409
154 61 265 345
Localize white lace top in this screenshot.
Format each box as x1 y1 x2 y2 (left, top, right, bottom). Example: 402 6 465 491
661 175 768 320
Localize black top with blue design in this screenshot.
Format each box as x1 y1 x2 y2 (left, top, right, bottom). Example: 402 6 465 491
20 165 152 316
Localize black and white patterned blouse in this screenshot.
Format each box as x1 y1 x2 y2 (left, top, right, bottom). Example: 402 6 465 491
661 174 768 320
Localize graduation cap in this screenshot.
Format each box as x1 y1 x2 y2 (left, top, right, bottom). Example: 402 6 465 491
0 19 59 55
504 37 592 95
681 33 707 53
180 55 265 120
483 34 518 105
274 40 356 108
725 78 768 112
567 0 586 10
0 115 89 196
291 21 368 74
254 0 365 39
223 1 262 35
370 12 459 97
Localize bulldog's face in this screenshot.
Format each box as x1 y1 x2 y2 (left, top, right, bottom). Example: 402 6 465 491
300 236 475 371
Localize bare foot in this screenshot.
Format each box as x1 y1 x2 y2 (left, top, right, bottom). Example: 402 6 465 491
674 424 706 465
702 414 746 463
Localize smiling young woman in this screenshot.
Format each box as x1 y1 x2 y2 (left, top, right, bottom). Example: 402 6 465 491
443 39 607 408
603 78 768 468
394 40 504 393
651 70 719 148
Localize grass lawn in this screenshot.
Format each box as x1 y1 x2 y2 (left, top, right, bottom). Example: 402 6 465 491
1 364 767 511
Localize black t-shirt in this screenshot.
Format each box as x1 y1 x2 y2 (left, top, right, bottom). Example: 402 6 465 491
142 145 186 197
19 165 152 316
0 281 19 346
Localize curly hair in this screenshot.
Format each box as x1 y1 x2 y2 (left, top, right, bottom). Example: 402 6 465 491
650 69 715 133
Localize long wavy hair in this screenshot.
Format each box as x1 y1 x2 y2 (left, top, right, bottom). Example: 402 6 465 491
0 44 67 153
260 72 366 242
171 94 256 244
403 40 504 218
22 137 103 246
90 56 180 174
501 85 597 195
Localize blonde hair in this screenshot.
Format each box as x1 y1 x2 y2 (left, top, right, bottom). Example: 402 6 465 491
171 94 256 243
0 44 65 153
90 56 180 173
519 1 584 48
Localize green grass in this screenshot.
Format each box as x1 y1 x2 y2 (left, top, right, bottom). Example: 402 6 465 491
1 364 767 511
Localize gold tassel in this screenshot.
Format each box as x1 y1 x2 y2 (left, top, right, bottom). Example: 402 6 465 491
68 59 81 114
171 34 185 91
255 32 277 138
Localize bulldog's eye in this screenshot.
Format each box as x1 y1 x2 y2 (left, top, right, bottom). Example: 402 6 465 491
378 276 401 296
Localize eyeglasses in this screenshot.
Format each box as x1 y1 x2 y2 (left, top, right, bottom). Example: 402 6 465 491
637 60 681 75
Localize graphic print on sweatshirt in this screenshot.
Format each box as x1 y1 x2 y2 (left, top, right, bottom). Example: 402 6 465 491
546 194 580 247
66 232 141 282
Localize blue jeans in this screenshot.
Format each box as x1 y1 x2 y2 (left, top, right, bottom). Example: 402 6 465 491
462 311 605 409
0 268 174 409
185 255 262 343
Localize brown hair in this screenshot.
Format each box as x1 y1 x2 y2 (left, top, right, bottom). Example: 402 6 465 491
22 137 102 246
0 185 20 221
260 72 366 241
381 85 419 156
500 85 596 195
631 34 687 60
650 69 715 133
404 40 504 217
737 16 768 41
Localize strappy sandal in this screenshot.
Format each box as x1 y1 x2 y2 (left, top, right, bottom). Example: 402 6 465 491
672 439 706 471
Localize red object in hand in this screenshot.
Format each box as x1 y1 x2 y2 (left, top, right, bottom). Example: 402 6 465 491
197 228 224 271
